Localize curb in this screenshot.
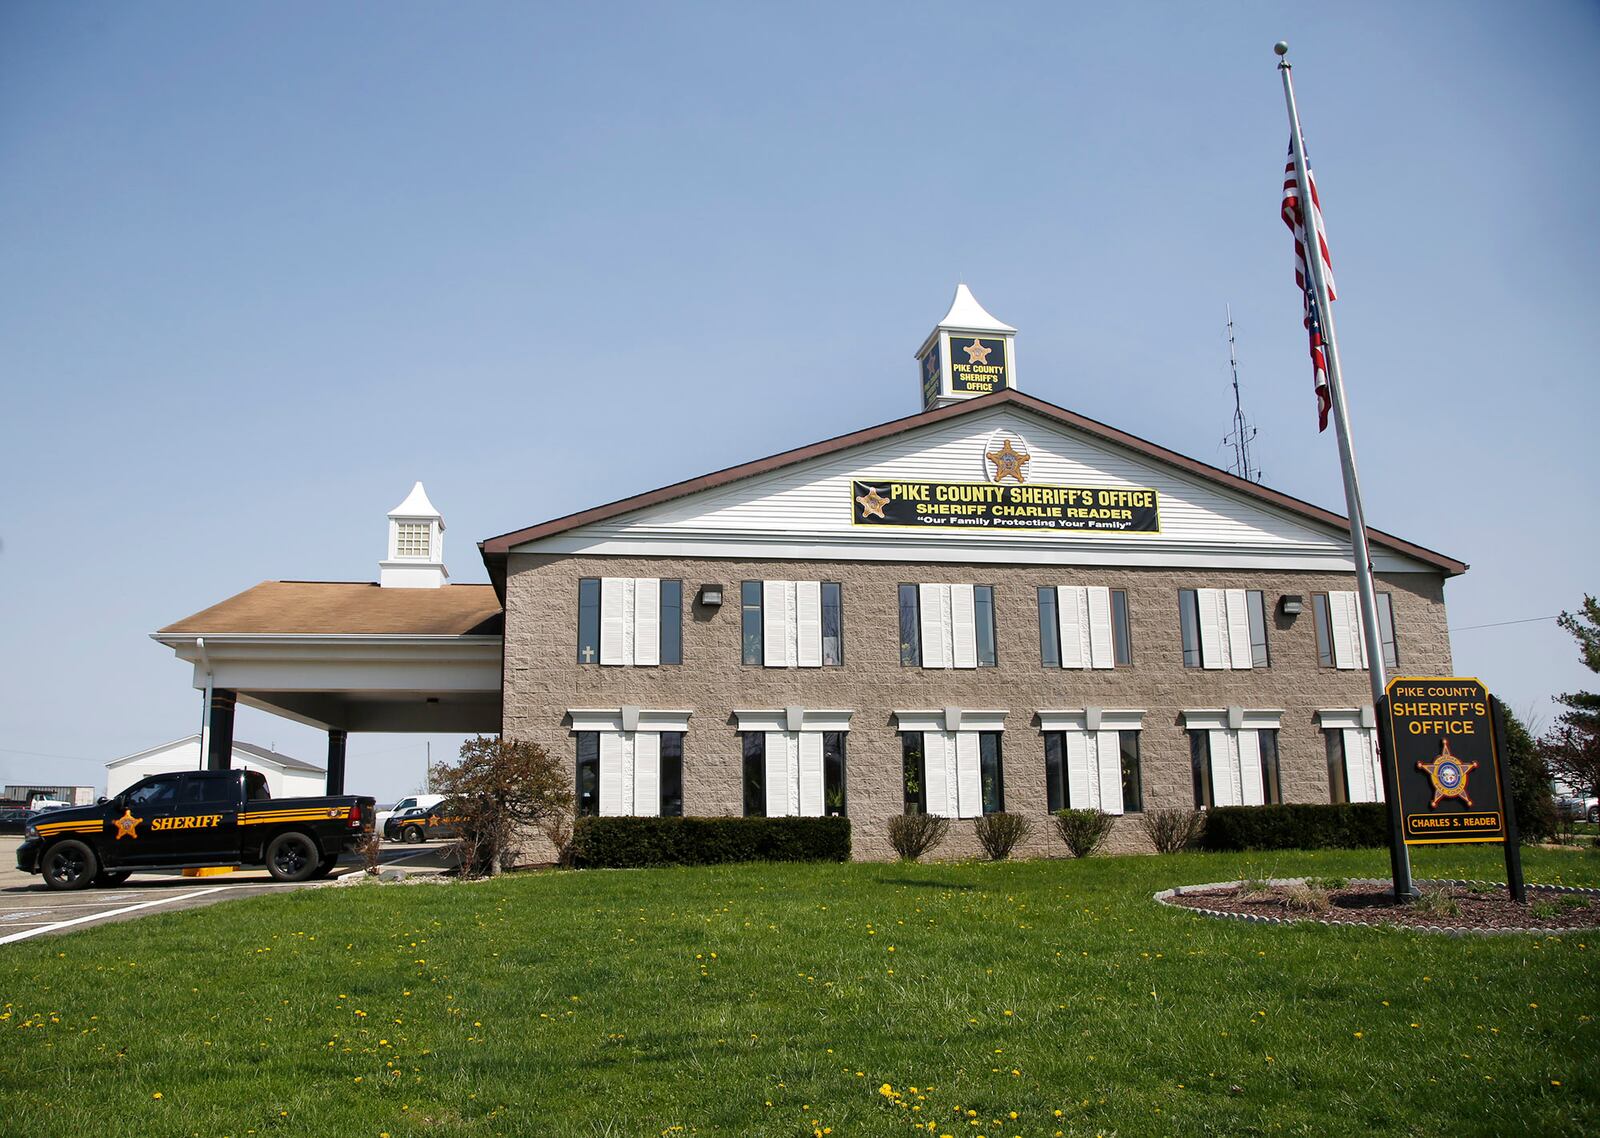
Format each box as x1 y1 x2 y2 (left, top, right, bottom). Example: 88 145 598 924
1153 877 1600 936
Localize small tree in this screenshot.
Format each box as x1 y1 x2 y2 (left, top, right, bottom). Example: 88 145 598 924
1540 595 1600 809
1053 809 1117 858
1500 707 1556 842
430 735 573 877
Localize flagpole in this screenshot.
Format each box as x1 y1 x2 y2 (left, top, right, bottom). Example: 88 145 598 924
1276 42 1413 897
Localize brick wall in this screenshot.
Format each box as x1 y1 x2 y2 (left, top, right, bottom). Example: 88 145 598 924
502 554 1451 860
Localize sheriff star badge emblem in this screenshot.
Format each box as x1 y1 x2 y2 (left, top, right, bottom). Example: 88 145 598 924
1416 737 1479 808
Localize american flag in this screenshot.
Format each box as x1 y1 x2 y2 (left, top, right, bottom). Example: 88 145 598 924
1281 142 1335 431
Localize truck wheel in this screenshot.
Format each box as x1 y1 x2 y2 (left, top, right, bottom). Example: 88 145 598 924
403 827 424 844
265 831 321 882
93 870 133 888
41 840 99 891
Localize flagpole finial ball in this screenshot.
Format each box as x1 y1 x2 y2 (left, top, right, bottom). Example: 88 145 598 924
1274 41 1289 57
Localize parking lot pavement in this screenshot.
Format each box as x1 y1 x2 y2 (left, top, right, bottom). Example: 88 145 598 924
0 836 455 945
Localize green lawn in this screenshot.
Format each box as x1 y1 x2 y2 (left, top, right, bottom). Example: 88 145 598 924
2 845 1597 1138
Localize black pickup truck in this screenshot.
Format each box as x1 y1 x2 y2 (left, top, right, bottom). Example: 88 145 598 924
17 769 375 890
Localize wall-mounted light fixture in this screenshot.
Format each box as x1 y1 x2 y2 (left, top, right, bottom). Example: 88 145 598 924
1279 594 1304 617
698 585 723 608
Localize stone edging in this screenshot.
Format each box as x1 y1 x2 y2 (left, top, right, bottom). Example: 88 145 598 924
1153 877 1600 937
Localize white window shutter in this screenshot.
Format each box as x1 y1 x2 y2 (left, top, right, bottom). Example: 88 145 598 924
1342 728 1370 801
1096 730 1124 815
1224 589 1253 671
633 732 660 816
919 584 949 669
1209 729 1242 807
796 582 822 668
1237 729 1264 806
633 578 660 666
951 584 978 669
1058 586 1086 669
797 732 824 816
955 731 982 818
598 732 625 815
1331 591 1367 670
1197 589 1225 669
764 731 793 818
1065 730 1092 810
922 731 950 818
599 578 626 666
1088 587 1114 669
1349 593 1369 669
762 581 787 667
1363 728 1384 803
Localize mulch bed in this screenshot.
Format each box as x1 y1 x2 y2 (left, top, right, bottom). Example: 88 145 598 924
1164 879 1600 933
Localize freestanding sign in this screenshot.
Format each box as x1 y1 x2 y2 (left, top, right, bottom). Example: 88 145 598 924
1377 677 1524 900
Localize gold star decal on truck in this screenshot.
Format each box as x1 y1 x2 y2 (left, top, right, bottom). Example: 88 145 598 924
986 438 1030 483
112 809 143 840
855 485 890 519
962 338 992 365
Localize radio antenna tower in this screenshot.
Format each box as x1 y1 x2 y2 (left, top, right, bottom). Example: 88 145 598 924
1223 304 1261 483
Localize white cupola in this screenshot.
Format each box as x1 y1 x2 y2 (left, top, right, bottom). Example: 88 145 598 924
379 481 448 588
914 283 1018 411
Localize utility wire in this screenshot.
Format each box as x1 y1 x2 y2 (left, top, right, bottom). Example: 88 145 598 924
1448 615 1559 633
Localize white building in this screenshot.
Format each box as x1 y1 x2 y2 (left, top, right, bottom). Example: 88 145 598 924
106 735 326 800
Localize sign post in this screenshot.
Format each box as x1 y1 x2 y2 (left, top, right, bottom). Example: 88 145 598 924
1379 676 1525 903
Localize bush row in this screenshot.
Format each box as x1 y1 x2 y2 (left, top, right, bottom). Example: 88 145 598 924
570 815 851 868
1198 802 1389 851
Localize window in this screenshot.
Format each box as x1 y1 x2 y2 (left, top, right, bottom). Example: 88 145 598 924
736 729 844 819
1038 586 1131 668
821 583 844 666
742 733 765 817
898 584 920 666
1319 713 1384 802
901 583 997 668
580 577 682 666
245 772 271 801
659 732 684 817
742 581 763 665
182 775 237 805
895 728 1003 816
742 580 843 667
1037 587 1060 667
1179 588 1269 669
1188 725 1281 808
979 733 1004 814
395 521 431 558
823 732 847 816
1313 591 1398 669
1043 728 1141 813
576 733 599 816
126 776 181 806
901 733 926 813
576 728 683 817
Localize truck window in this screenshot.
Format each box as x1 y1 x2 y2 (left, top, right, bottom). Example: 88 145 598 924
245 773 272 802
126 776 181 806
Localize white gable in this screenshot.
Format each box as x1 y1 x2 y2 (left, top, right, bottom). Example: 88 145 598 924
511 406 1436 573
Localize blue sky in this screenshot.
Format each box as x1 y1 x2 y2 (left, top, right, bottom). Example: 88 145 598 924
2 2 1596 802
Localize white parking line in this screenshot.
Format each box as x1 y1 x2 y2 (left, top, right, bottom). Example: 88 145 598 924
0 887 233 946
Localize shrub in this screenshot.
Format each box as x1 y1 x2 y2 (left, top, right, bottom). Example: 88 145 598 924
1052 809 1116 858
570 816 850 869
1307 875 1348 891
974 813 1033 861
1142 808 1204 854
1411 886 1461 918
1198 803 1388 852
888 812 950 861
1282 882 1330 914
430 736 573 877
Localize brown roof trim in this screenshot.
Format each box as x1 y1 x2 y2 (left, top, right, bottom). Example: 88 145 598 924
478 389 1466 576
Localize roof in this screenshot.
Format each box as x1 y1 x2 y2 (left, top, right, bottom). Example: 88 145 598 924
479 388 1466 580
389 481 442 520
157 582 504 637
107 734 325 774
935 283 1016 335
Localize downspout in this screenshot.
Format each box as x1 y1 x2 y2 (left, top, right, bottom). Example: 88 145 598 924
195 637 213 772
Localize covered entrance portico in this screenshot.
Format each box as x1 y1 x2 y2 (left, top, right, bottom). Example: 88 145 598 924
153 581 504 794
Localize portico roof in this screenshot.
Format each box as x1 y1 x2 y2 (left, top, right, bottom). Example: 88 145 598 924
158 581 502 637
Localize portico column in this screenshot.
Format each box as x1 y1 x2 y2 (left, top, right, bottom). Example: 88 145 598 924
326 729 348 796
206 689 237 770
